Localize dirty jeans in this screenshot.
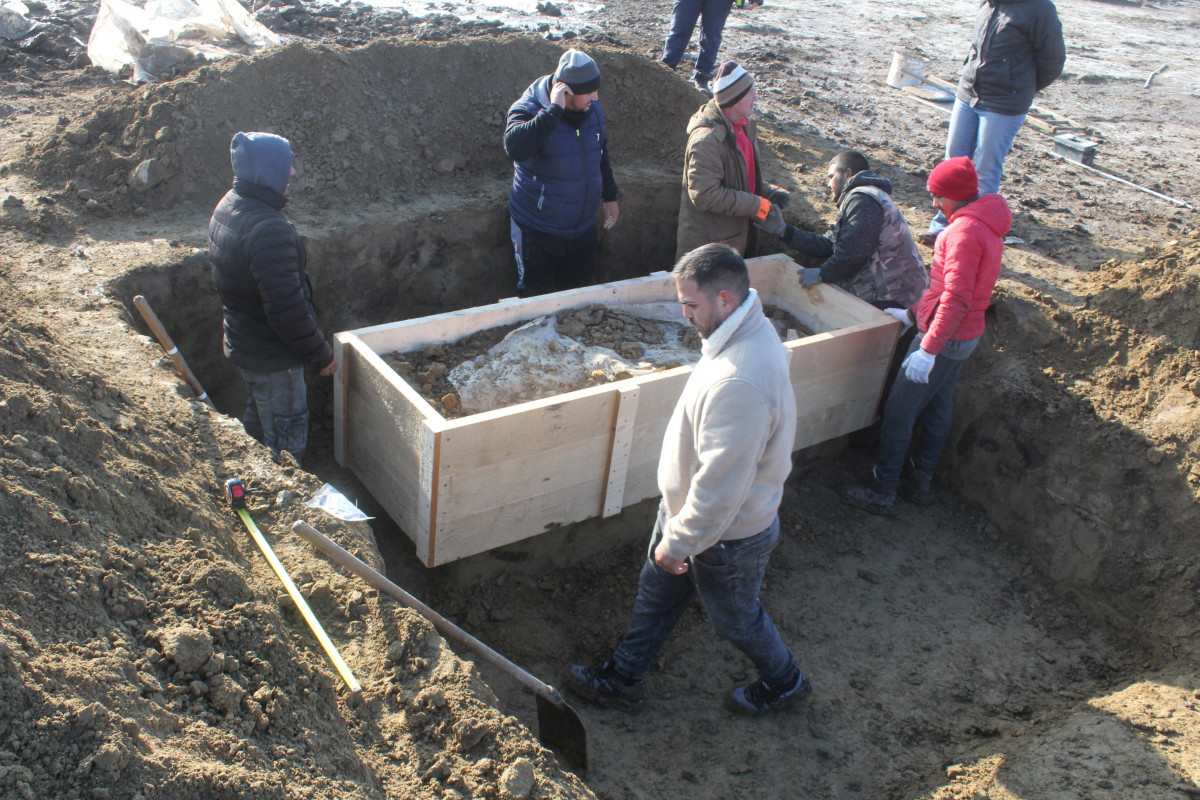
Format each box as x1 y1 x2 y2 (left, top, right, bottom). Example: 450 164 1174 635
874 333 979 489
661 0 733 81
238 365 309 463
611 512 799 685
929 99 1026 234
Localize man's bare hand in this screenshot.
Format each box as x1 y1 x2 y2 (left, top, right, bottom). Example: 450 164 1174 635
654 540 689 575
320 355 339 376
603 200 620 230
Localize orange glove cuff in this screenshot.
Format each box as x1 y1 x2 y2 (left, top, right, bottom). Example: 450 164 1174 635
755 197 771 222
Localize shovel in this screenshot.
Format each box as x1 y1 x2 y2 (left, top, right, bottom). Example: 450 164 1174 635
291 521 588 771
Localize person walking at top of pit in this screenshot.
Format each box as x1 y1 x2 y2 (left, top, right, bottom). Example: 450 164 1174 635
208 132 337 466
843 156 1012 516
568 243 810 716
922 0 1064 245
661 0 762 95
675 61 790 261
504 48 620 297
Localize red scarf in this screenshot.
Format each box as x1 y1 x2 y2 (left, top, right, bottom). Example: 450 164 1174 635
732 119 755 190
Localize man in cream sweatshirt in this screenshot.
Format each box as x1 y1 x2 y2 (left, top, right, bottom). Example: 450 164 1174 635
568 243 809 714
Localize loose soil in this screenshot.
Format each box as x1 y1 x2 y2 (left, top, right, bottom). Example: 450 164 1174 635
1 1 1199 800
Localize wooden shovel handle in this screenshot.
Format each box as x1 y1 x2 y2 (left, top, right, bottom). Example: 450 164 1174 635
292 520 568 706
132 295 215 407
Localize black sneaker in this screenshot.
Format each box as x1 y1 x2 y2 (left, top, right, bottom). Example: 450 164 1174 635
694 74 713 96
567 661 646 712
898 463 935 506
729 671 811 715
840 478 898 517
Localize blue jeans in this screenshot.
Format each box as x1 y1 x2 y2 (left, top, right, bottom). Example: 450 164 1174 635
661 0 733 80
929 99 1026 233
874 334 978 488
238 365 309 463
611 513 799 685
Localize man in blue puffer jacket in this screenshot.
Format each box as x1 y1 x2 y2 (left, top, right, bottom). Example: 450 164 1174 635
505 49 620 296
209 132 336 465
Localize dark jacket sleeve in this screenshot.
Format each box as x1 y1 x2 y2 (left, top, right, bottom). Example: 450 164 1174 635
815 194 885 283
504 102 564 162
1033 4 1066 92
246 218 333 369
780 226 834 260
600 138 618 202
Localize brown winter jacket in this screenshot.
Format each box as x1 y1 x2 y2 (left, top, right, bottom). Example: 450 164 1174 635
675 99 766 260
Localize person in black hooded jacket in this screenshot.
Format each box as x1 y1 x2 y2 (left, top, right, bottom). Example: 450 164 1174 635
208 132 336 464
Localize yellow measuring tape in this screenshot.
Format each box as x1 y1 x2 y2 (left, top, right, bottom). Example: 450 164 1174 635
233 505 362 695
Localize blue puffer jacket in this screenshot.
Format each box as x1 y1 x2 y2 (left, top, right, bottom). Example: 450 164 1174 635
505 75 612 240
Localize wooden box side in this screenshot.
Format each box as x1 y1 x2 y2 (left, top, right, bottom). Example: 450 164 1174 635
338 333 440 546
350 271 678 356
428 385 623 565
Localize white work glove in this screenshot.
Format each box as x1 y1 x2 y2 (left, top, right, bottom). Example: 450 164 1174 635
882 307 913 330
902 347 936 383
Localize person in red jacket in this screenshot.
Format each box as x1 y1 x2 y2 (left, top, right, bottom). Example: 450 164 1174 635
842 156 1012 516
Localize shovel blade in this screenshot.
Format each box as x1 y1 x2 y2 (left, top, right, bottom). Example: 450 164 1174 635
535 693 588 771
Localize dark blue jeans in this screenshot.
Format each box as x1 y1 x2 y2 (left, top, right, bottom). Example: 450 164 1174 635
661 0 733 80
874 334 978 488
238 364 309 463
611 513 798 685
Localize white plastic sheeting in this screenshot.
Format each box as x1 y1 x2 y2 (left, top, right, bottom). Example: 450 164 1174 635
87 0 285 84
449 304 700 414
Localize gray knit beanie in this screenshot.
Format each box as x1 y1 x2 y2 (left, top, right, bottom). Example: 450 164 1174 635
230 132 293 195
554 49 601 94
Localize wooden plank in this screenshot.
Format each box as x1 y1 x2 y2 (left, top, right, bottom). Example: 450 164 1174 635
353 273 679 356
437 383 620 473
602 385 640 517
333 333 350 465
419 421 440 566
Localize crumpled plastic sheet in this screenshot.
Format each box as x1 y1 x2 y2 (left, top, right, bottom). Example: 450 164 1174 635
449 304 700 415
306 483 374 522
87 0 286 84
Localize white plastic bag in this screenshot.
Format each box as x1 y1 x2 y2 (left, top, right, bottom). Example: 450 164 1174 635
306 483 374 522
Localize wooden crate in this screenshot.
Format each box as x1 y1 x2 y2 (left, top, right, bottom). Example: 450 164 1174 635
334 254 899 566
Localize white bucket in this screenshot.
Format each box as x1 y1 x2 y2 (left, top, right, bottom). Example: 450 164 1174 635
886 50 927 89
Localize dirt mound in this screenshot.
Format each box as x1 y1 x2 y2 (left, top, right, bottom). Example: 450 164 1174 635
943 236 1200 655
0 302 591 798
15 36 699 217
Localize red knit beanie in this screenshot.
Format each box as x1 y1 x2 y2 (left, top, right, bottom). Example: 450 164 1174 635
927 156 978 202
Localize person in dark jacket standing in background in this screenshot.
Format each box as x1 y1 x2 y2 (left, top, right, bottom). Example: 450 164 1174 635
505 49 620 297
756 149 927 310
209 131 336 465
922 0 1064 244
661 0 762 95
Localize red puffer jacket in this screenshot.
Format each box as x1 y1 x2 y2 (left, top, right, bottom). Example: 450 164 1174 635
915 192 1012 354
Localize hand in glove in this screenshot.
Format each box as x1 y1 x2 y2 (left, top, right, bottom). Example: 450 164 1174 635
902 347 936 383
882 307 913 330
754 204 787 238
765 184 791 209
799 267 822 289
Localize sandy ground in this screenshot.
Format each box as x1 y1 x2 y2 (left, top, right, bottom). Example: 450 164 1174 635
1 1 1199 799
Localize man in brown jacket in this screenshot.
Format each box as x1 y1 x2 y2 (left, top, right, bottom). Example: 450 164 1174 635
675 61 788 259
